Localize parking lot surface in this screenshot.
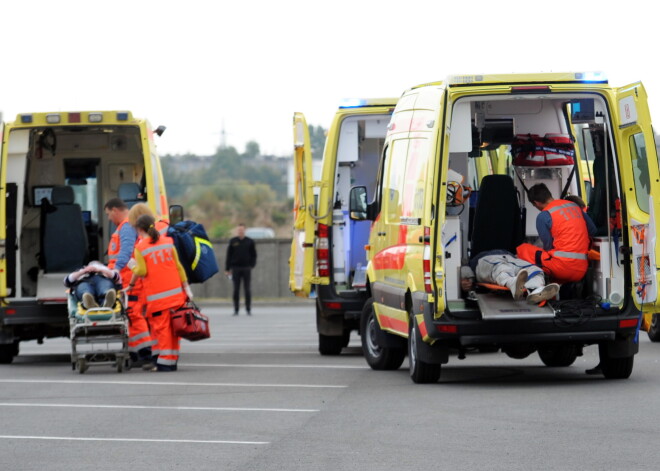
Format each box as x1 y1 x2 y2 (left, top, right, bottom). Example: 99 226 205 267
2 301 660 470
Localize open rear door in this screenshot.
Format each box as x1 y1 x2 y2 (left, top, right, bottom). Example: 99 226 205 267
614 82 660 311
289 113 316 297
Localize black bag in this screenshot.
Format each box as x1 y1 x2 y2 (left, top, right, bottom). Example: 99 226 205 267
167 221 219 283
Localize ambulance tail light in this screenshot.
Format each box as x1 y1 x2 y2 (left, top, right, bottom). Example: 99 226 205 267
317 223 330 277
423 226 432 293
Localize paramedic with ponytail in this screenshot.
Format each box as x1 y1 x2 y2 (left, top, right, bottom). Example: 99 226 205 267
516 184 596 284
129 214 193 372
104 198 155 366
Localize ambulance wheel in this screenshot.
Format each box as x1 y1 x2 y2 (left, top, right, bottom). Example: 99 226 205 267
408 318 441 383
648 314 660 342
319 334 344 356
76 359 88 374
0 343 17 364
537 344 579 367
360 298 405 370
601 353 634 380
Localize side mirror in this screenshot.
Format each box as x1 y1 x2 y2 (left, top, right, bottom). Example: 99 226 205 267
349 186 369 220
155 125 167 137
169 204 184 225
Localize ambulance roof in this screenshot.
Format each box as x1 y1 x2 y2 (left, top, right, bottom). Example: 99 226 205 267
8 111 140 127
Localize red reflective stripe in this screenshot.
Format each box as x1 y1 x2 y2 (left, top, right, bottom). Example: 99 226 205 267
619 319 639 329
379 313 408 336
373 245 407 270
418 319 428 338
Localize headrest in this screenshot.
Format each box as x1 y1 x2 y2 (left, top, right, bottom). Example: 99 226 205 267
118 182 141 201
51 185 75 205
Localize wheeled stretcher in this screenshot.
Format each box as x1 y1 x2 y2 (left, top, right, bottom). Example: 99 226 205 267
68 291 130 374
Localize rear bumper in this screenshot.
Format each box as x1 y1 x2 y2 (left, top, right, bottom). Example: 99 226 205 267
315 285 368 335
419 295 641 350
0 300 69 343
316 284 367 319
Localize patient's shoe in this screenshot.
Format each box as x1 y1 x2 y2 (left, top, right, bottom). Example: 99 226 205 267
511 270 528 300
82 293 99 309
527 283 560 304
103 290 116 308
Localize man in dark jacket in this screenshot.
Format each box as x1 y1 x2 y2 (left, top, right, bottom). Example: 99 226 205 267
225 224 257 315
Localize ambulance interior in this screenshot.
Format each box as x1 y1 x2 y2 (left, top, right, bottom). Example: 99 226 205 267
443 94 628 315
330 114 389 291
4 125 147 300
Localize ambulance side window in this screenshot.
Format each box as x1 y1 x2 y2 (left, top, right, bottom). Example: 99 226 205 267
384 140 409 224
629 132 650 213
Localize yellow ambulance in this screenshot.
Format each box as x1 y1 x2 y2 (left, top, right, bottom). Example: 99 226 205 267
0 111 168 363
290 98 397 354
349 73 655 382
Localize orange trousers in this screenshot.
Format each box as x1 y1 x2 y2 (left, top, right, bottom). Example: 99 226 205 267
516 243 588 284
126 290 155 356
148 308 180 369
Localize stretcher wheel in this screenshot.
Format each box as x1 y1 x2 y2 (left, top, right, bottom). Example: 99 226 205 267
76 359 88 374
116 360 124 373
71 362 76 371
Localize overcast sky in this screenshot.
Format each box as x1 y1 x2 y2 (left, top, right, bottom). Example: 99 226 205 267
1 0 657 157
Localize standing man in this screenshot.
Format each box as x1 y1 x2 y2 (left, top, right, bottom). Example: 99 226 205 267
105 198 154 365
225 223 257 316
516 184 596 284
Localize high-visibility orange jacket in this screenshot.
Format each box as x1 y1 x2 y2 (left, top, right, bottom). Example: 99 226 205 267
132 234 187 315
544 199 591 259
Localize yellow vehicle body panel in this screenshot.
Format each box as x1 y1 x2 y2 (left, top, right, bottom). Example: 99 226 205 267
289 112 316 296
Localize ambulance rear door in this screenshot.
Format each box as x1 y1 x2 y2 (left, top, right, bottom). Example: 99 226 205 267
614 82 660 310
289 113 317 296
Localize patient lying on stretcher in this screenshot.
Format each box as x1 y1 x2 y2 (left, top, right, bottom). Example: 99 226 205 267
64 261 121 310
461 250 560 304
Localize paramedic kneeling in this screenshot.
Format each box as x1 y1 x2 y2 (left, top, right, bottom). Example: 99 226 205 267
129 214 193 372
516 183 596 284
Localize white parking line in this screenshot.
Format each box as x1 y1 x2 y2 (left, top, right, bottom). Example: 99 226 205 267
0 402 318 413
0 435 268 445
0 379 347 389
181 362 366 370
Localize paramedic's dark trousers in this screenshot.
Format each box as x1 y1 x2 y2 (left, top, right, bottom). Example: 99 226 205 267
232 267 252 314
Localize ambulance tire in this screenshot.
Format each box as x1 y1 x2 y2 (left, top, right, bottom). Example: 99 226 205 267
647 314 660 342
361 298 405 370
408 318 441 384
600 352 634 380
537 344 579 367
319 334 344 356
0 344 15 364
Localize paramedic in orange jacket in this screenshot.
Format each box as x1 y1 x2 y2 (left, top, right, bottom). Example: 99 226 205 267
516 184 596 284
129 214 192 372
104 198 155 365
127 203 170 362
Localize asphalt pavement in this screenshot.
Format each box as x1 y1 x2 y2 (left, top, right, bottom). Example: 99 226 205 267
2 300 660 470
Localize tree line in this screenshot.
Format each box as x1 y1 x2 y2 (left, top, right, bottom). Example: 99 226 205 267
161 126 326 239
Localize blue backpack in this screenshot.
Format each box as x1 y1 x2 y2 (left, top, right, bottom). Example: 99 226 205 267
167 220 219 283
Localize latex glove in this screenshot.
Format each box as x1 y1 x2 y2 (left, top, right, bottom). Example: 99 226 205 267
183 282 194 300
127 258 137 269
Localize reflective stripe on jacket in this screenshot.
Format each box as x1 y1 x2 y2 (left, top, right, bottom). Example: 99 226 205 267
544 199 590 261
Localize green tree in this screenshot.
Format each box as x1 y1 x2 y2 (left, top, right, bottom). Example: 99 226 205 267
244 140 260 159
